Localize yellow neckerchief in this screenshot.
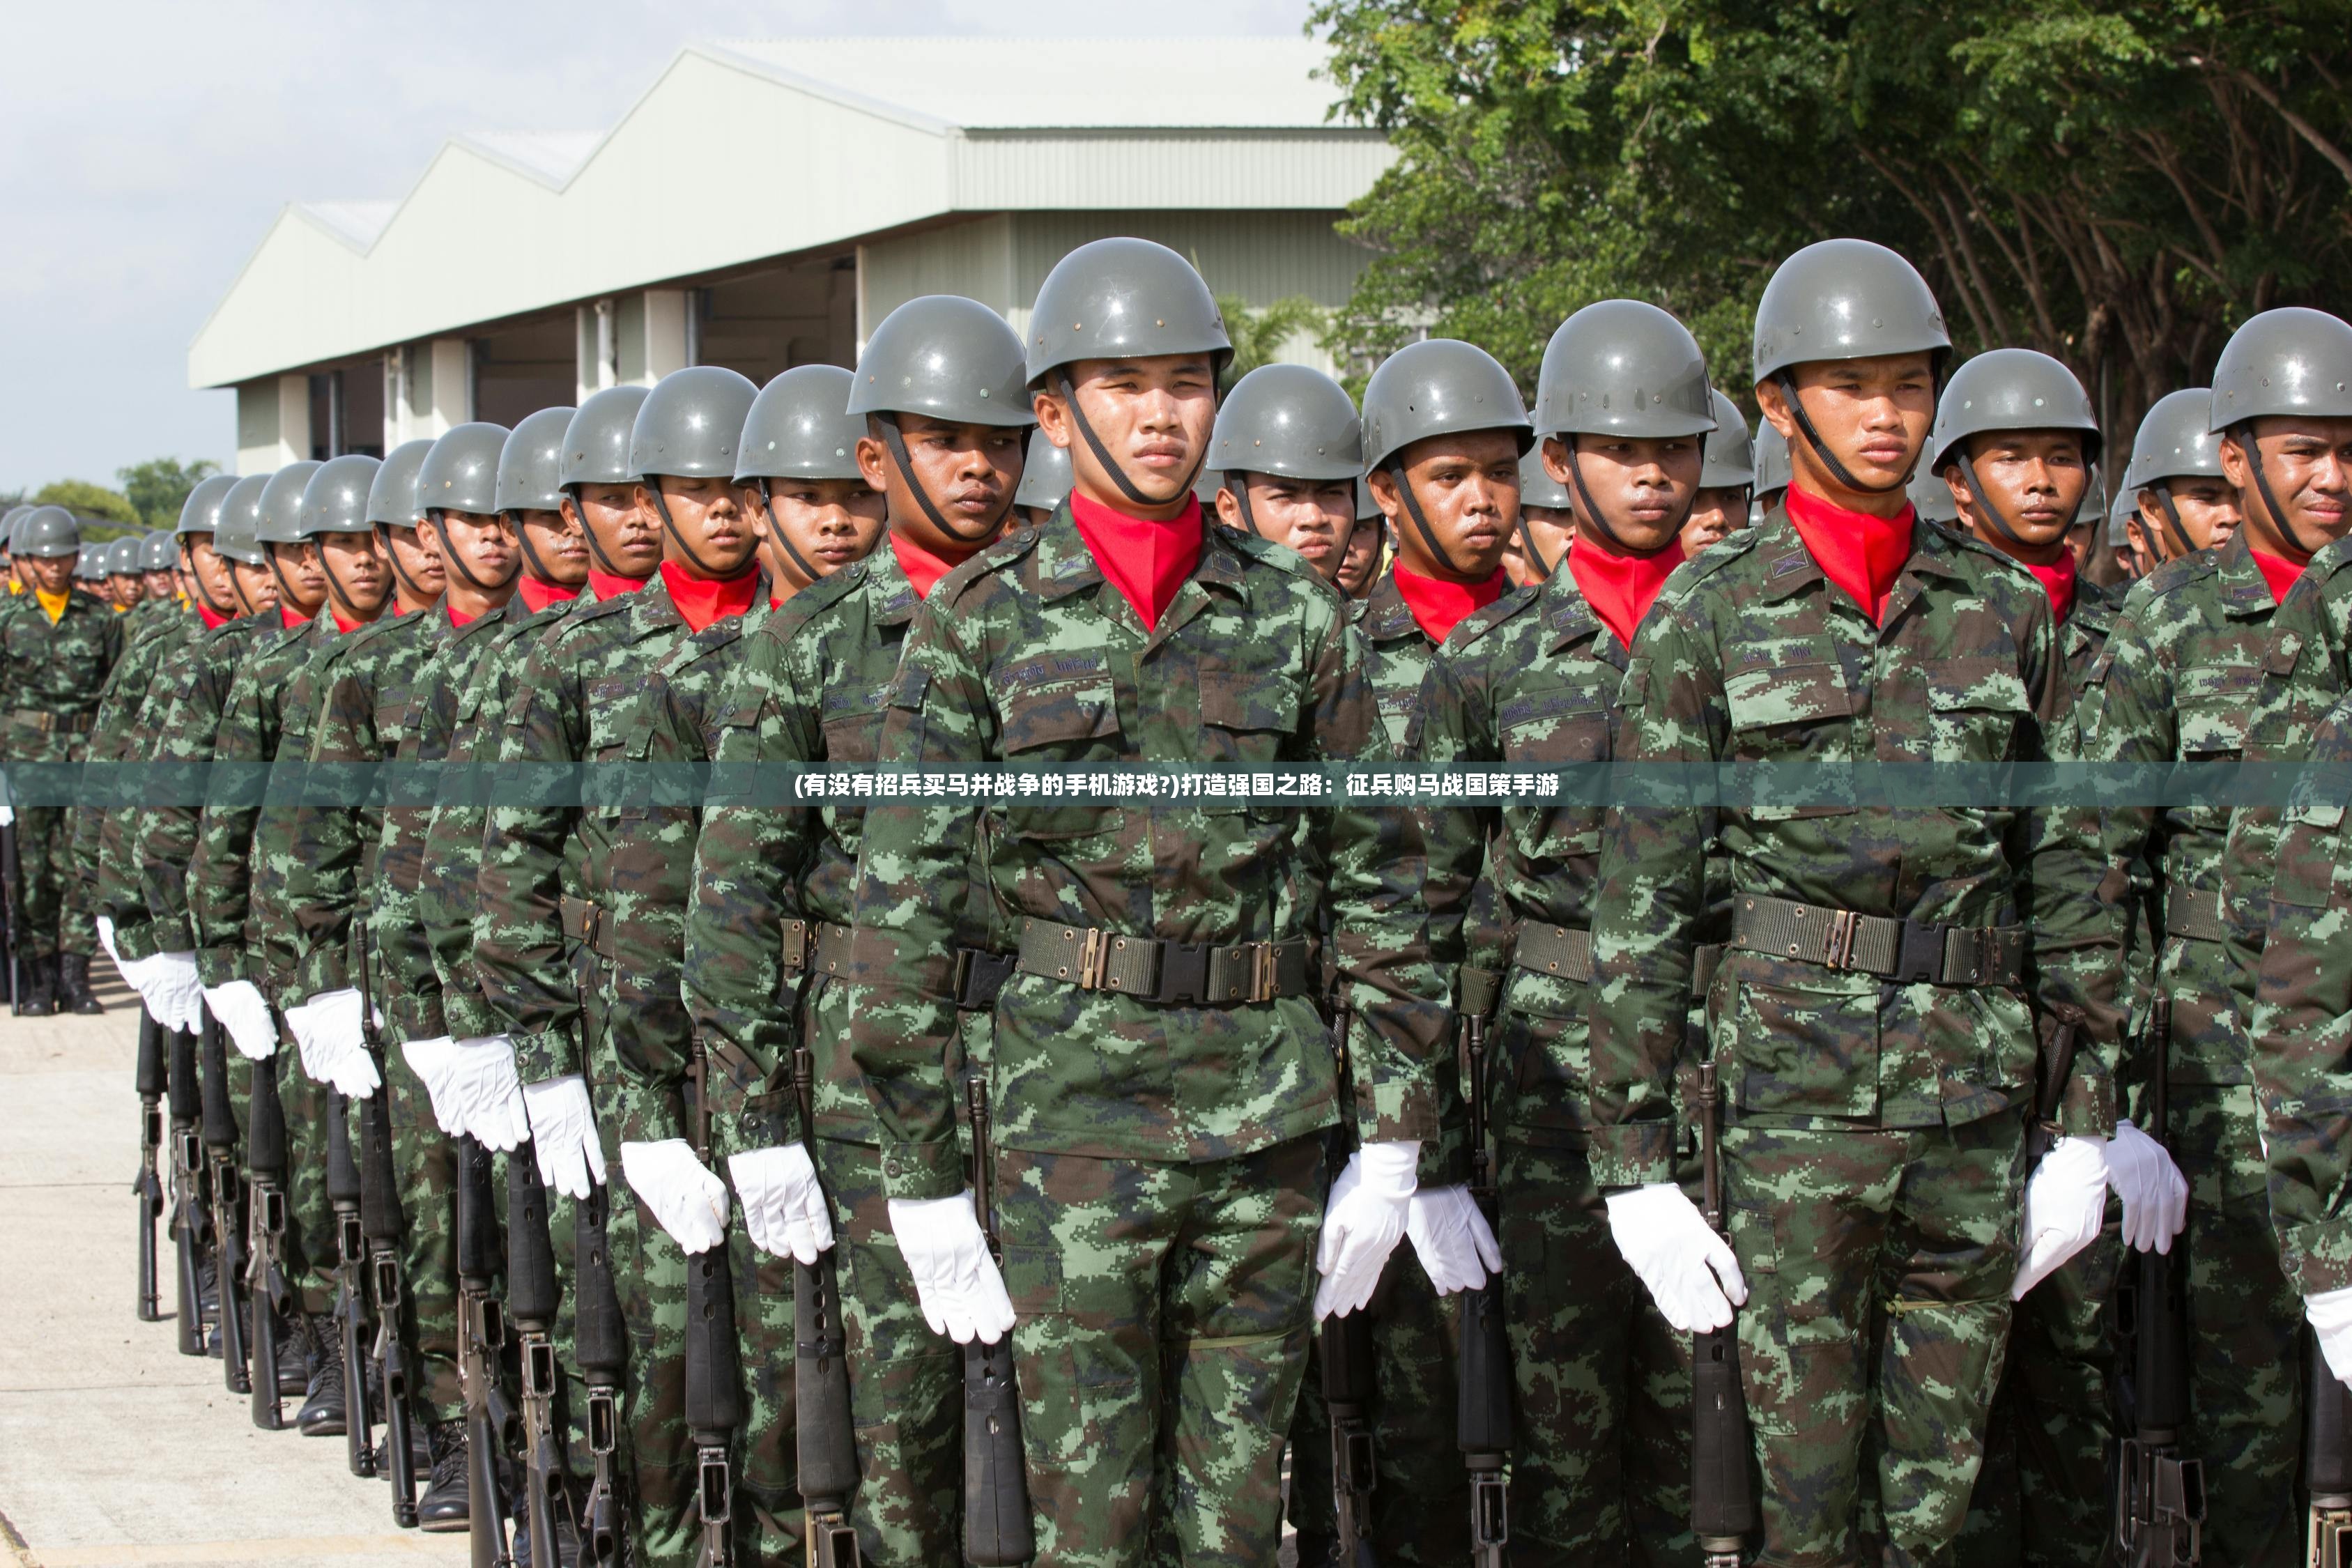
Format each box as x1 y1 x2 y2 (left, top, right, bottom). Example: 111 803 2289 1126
7 579 21 594
36 587 70 625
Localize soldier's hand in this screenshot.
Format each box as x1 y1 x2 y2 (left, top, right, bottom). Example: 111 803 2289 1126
2011 1135 2110 1300
728 1144 836 1264
286 988 374 1096
1404 1183 1502 1295
132 951 206 1036
448 1036 529 1152
400 1036 468 1136
523 1075 606 1199
621 1139 730 1255
2104 1121 2188 1254
2307 1286 2352 1389
1604 1183 1747 1334
888 1191 1016 1344
1314 1142 1419 1321
198 975 275 1057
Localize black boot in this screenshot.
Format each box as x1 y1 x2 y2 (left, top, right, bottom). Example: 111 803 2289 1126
298 1317 347 1436
511 1497 580 1568
18 955 55 1017
371 1411 432 1484
58 952 102 1014
276 1313 312 1397
417 1420 472 1532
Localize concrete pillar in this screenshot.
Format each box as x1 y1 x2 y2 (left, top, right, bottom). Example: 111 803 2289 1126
426 338 472 429
641 290 690 383
383 339 472 445
277 374 312 463
576 300 621 403
235 376 314 473
382 352 408 452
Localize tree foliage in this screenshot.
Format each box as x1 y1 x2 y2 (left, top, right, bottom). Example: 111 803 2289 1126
1217 293 1333 393
1312 0 2352 440
116 457 218 529
29 479 139 526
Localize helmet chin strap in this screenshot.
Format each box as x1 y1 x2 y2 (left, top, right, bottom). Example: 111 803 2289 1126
1955 454 2035 549
877 413 1001 544
184 541 236 618
429 510 520 596
567 490 644 581
1224 472 1259 537
1384 457 1473 578
318 541 369 624
509 512 560 586
2151 483 2198 558
1516 512 1558 581
640 484 739 581
1563 440 1691 559
1054 372 1209 512
754 480 825 585
2236 422 2328 558
375 523 436 608
1774 369 1910 496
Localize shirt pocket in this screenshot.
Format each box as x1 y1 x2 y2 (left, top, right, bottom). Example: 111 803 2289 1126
1922 654 2032 762
585 676 647 819
1499 683 1611 861
819 685 890 765
1198 666 1300 767
992 651 1122 840
1723 637 1854 817
2176 661 2261 760
1723 962 1880 1119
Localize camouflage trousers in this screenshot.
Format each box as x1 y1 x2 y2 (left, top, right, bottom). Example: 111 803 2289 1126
1722 1113 2025 1568
818 1135 962 1567
265 1037 340 1319
384 1040 464 1424
594 1069 801 1568
17 803 94 958
1952 1204 2121 1567
994 1135 1326 1568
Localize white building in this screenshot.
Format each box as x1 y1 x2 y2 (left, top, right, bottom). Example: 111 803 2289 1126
189 37 1393 472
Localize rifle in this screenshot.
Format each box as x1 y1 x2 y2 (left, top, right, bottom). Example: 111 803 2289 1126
326 1093 377 1477
134 1009 167 1322
2115 997 2205 1566
1318 981 1378 1568
456 1132 516 1568
793 1045 862 1567
168 1024 208 1358
247 1051 292 1430
1691 1063 1757 1567
2309 1330 2352 1567
200 1017 252 1394
1457 1010 1512 1567
575 1180 628 1567
1 817 22 1010
361 1078 420 1526
507 1149 571 1568
682 1036 741 1568
963 1075 1033 1567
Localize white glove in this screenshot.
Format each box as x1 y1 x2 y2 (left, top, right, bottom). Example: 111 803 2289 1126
523 1075 606 1199
1404 1183 1502 1296
95 915 118 965
134 951 207 1035
448 1036 529 1152
1606 1183 1748 1334
202 979 280 1061
2105 1120 2188 1254
2309 1285 2352 1388
401 1036 467 1136
0 805 15 828
728 1144 836 1264
621 1139 730 1255
1314 1141 1420 1320
888 1190 1016 1344
284 989 367 1089
2013 1135 2112 1300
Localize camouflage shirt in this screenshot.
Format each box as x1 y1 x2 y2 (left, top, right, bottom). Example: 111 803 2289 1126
130 613 273 958
1588 504 2119 1190
77 602 197 935
843 507 1444 1201
2 584 122 762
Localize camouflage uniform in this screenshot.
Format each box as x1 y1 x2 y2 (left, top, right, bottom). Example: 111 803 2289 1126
2080 530 2311 1564
1589 505 2121 1567
843 510 1445 1567
680 549 969 1567
2 585 121 960
74 599 197 948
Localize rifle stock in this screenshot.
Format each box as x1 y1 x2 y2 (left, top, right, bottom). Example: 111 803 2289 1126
199 1018 251 1393
247 1052 291 1431
507 1148 569 1568
1 820 22 1010
574 1182 627 1568
1457 1011 1510 1567
1691 1063 1757 1567
2116 997 2204 1566
963 1076 1033 1567
792 1046 862 1568
682 1038 738 1568
325 1091 376 1477
134 1010 166 1321
167 1026 207 1358
455 1133 514 1568
360 1077 418 1527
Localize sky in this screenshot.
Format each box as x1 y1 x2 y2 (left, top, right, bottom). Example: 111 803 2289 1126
0 0 1316 496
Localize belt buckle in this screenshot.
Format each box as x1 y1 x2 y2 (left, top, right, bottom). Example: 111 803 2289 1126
1077 928 1107 991
1822 909 1859 971
1250 943 1279 1004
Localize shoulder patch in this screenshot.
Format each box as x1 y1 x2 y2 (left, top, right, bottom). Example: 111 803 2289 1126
933 525 1039 610
2139 548 2218 604
1450 583 1542 652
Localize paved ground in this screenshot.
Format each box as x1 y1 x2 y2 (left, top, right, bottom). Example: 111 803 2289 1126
0 977 464 1568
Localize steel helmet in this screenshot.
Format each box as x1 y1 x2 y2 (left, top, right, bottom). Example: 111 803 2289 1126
738 366 865 484
1361 339 1533 472
1519 447 1572 512
1356 476 1384 521
2123 390 2227 492
107 537 141 576
1014 430 1072 514
2211 307 2352 429
0 505 27 551
417 423 512 518
215 475 270 565
1907 466 1960 525
367 439 435 530
301 454 382 536
850 297 1033 429
1930 348 2101 474
2076 464 2106 525
1535 300 1716 440
494 407 575 515
175 475 237 538
139 530 177 572
1212 363 1362 486
1753 238 1950 385
255 459 325 546
1753 420 1791 498
75 545 102 580
19 508 80 560
629 367 758 482
561 385 652 491
1025 238 1232 387
1696 390 1756 490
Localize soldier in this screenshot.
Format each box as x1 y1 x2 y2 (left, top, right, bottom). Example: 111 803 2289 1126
738 364 888 607
3 505 124 1015
141 529 179 608
1015 426 1074 528
107 537 145 613
1210 362 1363 587
1680 388 1755 558
468 367 771 1567
2119 387 2240 571
0 505 26 594
1751 418 1790 518
1502 447 1576 589
1589 240 2125 1565
1338 479 1389 600
836 240 1452 1565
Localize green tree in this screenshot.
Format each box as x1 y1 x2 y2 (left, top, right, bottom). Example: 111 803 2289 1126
1214 293 1332 392
30 479 139 526
116 457 218 528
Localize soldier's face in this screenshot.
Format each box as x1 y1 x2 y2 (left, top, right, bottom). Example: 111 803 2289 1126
184 537 238 611
2130 478 2237 560
230 558 279 615
110 575 141 606
23 555 71 595
1036 354 1218 517
564 483 660 578
1681 488 1746 556
266 539 330 615
1547 432 1703 556
143 569 174 600
2221 417 2352 556
1371 431 1519 582
514 507 590 588
434 509 518 590
1509 505 1576 585
1336 517 1385 599
380 523 447 606
1215 474 1356 578
318 530 390 619
1948 430 2090 560
855 413 1024 553
640 475 757 579
745 477 886 599
1760 353 1937 506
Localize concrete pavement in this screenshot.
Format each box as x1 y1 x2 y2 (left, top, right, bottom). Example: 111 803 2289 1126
0 979 464 1568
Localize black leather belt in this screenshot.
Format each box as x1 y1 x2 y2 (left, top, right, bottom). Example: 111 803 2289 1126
11 708 93 734
1731 895 2023 986
1013 918 1314 1005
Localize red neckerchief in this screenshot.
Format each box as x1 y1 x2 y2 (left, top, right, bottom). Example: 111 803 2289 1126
1068 491 1203 632
279 606 312 630
659 560 760 633
1565 533 1684 648
586 569 650 603
2024 553 2077 624
2252 548 2305 606
517 576 582 615
330 608 364 635
198 602 231 631
1392 564 1506 645
890 530 978 601
1784 484 1915 624
446 602 479 631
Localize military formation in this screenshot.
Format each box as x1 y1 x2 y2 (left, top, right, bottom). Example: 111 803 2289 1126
16 231 2352 1567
